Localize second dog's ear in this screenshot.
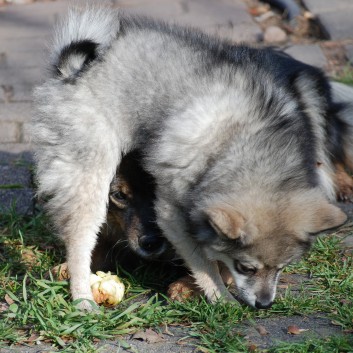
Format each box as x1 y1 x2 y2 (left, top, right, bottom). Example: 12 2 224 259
205 207 245 240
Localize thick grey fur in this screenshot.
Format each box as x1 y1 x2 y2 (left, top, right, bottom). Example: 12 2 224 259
31 5 353 309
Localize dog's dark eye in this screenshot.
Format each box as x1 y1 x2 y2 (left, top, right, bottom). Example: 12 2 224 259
234 261 256 275
112 191 127 201
109 190 128 209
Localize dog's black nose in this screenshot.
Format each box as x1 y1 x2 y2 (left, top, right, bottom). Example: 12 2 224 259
138 235 164 253
255 300 273 309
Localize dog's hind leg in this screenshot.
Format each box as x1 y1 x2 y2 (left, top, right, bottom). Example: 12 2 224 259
42 154 119 309
32 110 122 309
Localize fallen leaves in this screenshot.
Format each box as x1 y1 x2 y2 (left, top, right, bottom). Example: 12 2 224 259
49 262 70 281
287 325 309 335
255 325 269 336
132 329 165 344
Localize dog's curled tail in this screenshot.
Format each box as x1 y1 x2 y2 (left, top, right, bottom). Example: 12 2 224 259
51 6 120 80
330 81 353 170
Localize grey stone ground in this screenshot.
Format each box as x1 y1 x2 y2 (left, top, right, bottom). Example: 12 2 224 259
0 0 353 352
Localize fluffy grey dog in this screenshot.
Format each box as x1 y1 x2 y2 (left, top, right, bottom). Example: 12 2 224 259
32 5 353 310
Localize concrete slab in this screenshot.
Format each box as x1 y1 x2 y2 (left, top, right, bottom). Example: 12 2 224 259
0 121 20 142
284 44 327 69
0 67 43 102
0 102 33 123
0 188 34 214
0 49 47 69
243 315 345 350
303 0 353 12
123 0 262 43
175 0 261 42
302 0 353 40
0 143 32 154
0 1 68 39
0 164 31 186
122 0 184 19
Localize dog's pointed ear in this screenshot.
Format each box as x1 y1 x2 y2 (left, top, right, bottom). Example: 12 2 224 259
205 207 245 239
306 203 347 234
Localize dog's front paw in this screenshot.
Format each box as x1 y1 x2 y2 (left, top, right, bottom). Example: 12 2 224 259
71 288 97 311
335 163 353 202
73 297 99 311
167 275 203 302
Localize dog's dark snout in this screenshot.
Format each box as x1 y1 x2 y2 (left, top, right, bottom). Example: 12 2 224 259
255 300 273 309
138 235 164 252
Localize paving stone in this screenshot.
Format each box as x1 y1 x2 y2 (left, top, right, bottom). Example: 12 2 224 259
264 25 287 43
0 37 46 53
284 44 327 69
0 143 32 154
302 0 353 40
0 188 34 214
0 102 32 122
175 0 262 42
0 325 198 353
123 0 184 19
124 0 262 43
0 121 20 142
19 121 32 143
0 1 69 39
0 164 31 186
0 49 46 69
243 315 345 350
0 67 43 102
302 0 353 12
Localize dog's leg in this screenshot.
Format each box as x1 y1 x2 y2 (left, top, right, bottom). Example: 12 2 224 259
156 199 234 302
335 162 353 202
59 164 118 309
34 137 121 309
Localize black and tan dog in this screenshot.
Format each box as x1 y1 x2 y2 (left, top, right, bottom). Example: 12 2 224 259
91 151 174 273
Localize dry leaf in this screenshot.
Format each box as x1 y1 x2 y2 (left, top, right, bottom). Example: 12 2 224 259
50 262 70 281
248 343 258 352
4 294 14 305
340 299 352 305
0 302 9 312
21 248 40 269
279 277 298 285
256 325 269 336
132 329 164 343
287 325 309 335
163 324 174 336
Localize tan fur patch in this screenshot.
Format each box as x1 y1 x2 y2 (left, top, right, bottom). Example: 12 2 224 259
206 207 245 239
334 163 353 202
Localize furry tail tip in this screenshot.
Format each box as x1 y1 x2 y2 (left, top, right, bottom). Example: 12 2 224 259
51 6 120 80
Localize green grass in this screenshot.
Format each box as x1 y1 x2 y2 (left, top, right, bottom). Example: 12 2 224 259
0 209 353 352
335 65 353 85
